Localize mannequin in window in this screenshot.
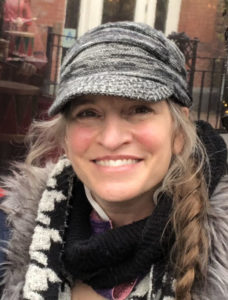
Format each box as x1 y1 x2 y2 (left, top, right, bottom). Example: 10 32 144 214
4 0 32 32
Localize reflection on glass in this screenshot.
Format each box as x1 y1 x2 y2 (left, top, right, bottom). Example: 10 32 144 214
102 0 136 23
1 0 46 62
3 0 33 32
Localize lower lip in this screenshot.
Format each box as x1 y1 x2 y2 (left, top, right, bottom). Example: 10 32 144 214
92 160 143 173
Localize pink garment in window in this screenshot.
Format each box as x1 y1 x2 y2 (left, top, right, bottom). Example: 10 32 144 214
4 0 32 28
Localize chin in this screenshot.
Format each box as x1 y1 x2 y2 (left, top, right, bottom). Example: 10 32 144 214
93 185 144 203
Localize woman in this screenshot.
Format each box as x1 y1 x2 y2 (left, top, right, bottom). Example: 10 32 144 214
0 21 228 300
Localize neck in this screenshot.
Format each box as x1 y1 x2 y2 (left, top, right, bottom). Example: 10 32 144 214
92 192 155 227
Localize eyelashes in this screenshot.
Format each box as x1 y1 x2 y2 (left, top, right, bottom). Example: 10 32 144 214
129 105 153 115
69 103 155 122
76 109 101 119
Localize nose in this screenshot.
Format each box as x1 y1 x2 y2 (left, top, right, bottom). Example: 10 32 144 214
97 114 132 150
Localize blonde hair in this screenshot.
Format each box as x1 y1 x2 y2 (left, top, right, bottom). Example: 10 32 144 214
24 100 209 300
160 100 209 300
25 115 66 165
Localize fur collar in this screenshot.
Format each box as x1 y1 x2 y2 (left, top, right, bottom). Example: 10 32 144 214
1 158 228 299
0 162 55 299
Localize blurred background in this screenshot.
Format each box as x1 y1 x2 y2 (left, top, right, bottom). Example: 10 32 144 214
1 0 228 174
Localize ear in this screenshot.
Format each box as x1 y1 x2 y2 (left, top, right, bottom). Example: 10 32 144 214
173 131 184 155
181 107 189 118
173 107 189 155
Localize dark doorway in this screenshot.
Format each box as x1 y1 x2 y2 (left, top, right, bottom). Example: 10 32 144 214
102 0 136 23
154 0 169 32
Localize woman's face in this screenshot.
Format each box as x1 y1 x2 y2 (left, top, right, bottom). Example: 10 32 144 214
65 95 184 203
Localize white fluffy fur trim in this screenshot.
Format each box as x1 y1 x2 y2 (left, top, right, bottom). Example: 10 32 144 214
0 162 55 300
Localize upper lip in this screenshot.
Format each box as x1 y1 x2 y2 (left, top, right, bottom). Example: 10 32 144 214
92 155 143 161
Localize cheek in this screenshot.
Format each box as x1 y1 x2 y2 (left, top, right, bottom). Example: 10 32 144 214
134 122 172 152
65 125 96 155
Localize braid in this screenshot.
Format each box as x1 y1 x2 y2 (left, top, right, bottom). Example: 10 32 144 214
172 164 209 300
158 100 210 300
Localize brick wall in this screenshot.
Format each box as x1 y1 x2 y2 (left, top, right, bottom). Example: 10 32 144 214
31 0 66 29
29 0 67 57
178 0 223 57
178 0 225 90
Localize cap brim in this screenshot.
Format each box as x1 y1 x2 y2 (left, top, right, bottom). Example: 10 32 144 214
48 74 174 116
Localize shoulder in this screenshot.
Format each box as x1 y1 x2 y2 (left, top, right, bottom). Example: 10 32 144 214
208 174 228 270
0 162 55 220
208 174 228 251
0 161 56 245
0 188 9 252
0 189 9 296
0 190 9 267
195 175 228 299
0 162 55 298
0 190 9 243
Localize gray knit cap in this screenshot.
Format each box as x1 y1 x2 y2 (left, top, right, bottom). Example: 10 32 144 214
48 21 192 116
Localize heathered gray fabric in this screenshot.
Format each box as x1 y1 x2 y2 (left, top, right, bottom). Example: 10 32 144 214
48 21 192 116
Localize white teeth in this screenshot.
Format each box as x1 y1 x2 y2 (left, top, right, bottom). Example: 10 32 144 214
96 159 139 167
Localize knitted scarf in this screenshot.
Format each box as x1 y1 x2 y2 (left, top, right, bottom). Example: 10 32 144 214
63 180 173 289
22 121 227 300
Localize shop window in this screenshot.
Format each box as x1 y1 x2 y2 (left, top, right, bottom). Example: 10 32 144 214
0 0 67 87
154 0 169 32
0 0 67 175
102 0 136 23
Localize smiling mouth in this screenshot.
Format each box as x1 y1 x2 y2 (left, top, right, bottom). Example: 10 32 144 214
94 159 141 167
